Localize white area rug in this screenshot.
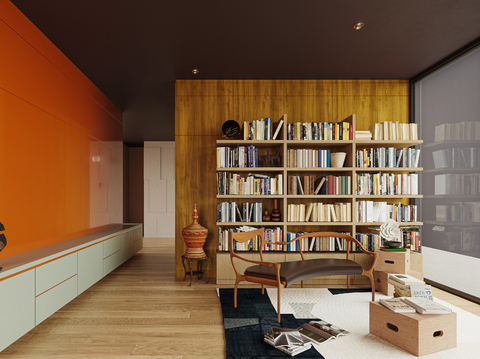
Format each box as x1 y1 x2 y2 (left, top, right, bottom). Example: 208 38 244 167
267 288 480 358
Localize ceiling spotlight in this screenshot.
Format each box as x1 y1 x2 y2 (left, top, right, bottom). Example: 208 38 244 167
192 69 199 75
353 22 364 30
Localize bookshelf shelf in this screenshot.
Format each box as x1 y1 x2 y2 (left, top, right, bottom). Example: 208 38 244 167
355 195 423 199
423 167 480 174
286 167 354 172
423 140 479 150
355 222 423 226
356 167 423 172
355 140 423 148
215 114 423 257
424 220 480 227
217 167 284 171
216 222 286 226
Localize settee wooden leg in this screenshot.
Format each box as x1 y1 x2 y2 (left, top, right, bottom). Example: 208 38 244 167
277 285 282 323
234 280 239 308
261 284 264 294
369 274 375 301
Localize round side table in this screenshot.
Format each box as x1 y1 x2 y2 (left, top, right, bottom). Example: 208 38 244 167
181 255 209 286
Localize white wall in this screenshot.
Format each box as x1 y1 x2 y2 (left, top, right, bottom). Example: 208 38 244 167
144 141 175 237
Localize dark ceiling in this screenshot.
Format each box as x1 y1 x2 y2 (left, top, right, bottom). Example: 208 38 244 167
10 0 480 146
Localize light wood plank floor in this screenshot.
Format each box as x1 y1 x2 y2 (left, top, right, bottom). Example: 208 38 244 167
1 238 479 358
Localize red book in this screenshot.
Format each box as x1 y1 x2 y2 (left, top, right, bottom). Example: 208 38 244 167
328 175 334 195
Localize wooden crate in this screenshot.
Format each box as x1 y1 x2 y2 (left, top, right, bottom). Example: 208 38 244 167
373 270 394 296
374 269 424 296
374 249 410 273
369 301 457 356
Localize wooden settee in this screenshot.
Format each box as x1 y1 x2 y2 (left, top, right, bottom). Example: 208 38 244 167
229 228 378 322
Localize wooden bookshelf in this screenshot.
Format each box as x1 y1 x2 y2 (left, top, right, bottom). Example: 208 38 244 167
215 114 423 278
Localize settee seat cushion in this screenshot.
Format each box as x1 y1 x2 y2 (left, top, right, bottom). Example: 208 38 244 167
244 258 363 287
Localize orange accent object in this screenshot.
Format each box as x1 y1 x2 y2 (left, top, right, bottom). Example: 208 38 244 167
182 204 208 258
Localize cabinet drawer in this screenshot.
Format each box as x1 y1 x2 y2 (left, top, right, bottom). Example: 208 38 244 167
36 274 77 324
36 252 77 296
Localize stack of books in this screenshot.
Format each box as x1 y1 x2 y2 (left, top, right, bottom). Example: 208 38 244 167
355 130 372 140
264 328 312 356
379 297 453 315
388 273 425 297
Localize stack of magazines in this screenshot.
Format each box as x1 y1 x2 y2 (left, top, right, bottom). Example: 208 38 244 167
264 328 312 356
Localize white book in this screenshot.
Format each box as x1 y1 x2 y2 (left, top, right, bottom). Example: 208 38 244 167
379 298 416 313
388 273 425 287
401 297 452 314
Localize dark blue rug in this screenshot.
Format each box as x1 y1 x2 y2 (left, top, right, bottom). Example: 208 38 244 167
219 288 371 359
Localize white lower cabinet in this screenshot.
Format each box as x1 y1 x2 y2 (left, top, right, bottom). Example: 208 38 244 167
0 270 35 352
0 224 143 351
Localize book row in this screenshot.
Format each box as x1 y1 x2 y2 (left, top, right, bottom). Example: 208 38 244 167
436 202 480 222
217 227 419 253
434 121 480 142
432 147 480 169
355 173 419 195
369 121 418 141
437 227 480 252
217 227 282 251
216 172 283 196
217 228 355 252
434 173 480 195
356 147 421 168
286 121 353 140
286 148 333 168
287 202 352 222
217 145 259 168
356 201 418 223
243 118 284 141
287 176 326 195
217 202 263 223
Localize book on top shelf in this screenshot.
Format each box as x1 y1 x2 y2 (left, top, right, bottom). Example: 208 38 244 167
272 119 284 140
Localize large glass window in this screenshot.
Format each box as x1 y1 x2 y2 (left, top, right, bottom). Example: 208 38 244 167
414 46 480 299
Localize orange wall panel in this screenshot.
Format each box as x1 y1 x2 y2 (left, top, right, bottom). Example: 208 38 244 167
0 1 123 260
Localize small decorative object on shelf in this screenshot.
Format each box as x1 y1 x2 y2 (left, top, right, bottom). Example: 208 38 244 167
260 148 281 167
330 152 347 167
380 219 401 248
271 199 281 222
263 210 271 222
182 204 208 258
222 120 241 139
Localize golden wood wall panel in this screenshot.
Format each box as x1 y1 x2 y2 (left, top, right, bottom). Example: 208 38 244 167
175 79 409 278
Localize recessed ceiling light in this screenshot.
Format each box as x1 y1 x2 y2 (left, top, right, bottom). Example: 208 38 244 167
192 69 199 75
353 22 364 30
